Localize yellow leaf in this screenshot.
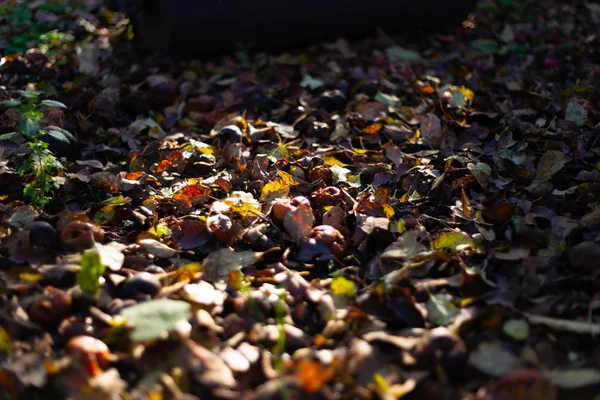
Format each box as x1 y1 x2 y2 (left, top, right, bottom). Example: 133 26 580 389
261 179 290 201
172 263 202 282
0 327 12 354
408 129 421 144
373 373 390 392
458 86 475 102
148 391 163 400
399 192 410 203
383 204 395 219
19 272 43 282
331 277 357 297
390 219 406 233
433 232 474 253
323 156 345 167
373 187 391 204
224 201 262 220
277 170 299 186
195 141 214 155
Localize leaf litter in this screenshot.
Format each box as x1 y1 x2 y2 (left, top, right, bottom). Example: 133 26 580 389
0 0 599 398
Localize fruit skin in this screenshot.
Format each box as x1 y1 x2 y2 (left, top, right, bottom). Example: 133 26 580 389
65 335 111 369
187 94 216 113
25 221 59 249
58 316 95 343
271 196 311 221
59 220 105 251
320 89 347 113
308 165 332 186
120 271 161 298
311 186 343 207
28 288 72 328
218 125 243 147
306 225 345 258
413 327 467 381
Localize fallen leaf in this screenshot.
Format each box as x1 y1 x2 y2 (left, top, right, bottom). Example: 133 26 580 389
468 342 522 377
543 369 600 389
283 203 314 242
433 232 474 253
386 46 422 63
330 277 357 297
525 313 600 335
261 179 290 201
471 39 499 54
527 150 567 190
95 242 125 271
419 113 443 147
468 162 492 187
139 238 179 258
503 319 530 341
294 359 337 393
427 294 458 326
565 102 588 126
77 249 105 297
121 298 192 342
202 247 262 282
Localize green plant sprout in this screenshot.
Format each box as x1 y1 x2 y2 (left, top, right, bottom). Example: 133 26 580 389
0 1 81 55
0 90 69 208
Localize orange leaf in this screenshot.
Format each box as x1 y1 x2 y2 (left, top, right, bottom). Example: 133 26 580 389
214 177 232 193
173 184 211 204
126 171 146 181
420 84 436 94
283 203 314 241
155 150 183 173
294 359 337 393
363 123 383 135
461 188 474 218
482 200 516 221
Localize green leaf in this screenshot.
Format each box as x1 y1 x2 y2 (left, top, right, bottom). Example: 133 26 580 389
153 224 171 239
330 164 361 187
18 90 43 100
565 102 588 126
471 39 499 54
101 195 132 206
40 99 67 109
19 118 39 138
121 298 192 342
43 129 70 143
0 132 22 141
503 319 530 340
300 75 324 90
426 294 458 326
468 341 522 376
22 110 44 121
77 249 106 296
543 369 600 389
1 99 21 108
386 46 422 63
374 92 400 107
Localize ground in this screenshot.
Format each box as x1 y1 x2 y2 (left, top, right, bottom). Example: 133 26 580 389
0 0 600 399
